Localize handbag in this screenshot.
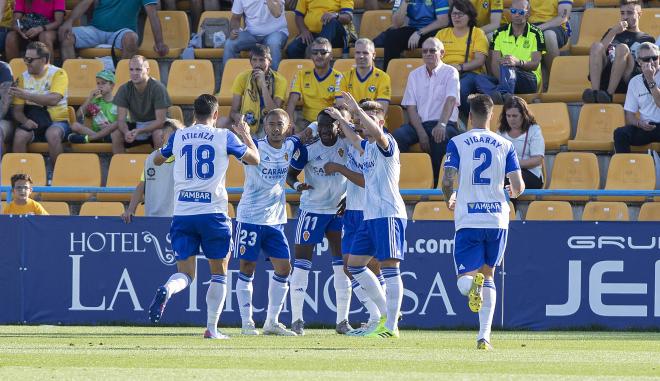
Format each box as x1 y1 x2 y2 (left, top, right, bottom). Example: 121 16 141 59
19 104 52 140
20 13 49 32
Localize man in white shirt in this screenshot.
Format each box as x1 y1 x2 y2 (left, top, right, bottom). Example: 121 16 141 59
393 37 460 186
613 42 660 153
223 0 289 70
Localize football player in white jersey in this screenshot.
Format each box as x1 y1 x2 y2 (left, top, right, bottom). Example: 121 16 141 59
233 109 301 336
147 94 260 339
286 110 352 335
442 94 524 350
326 92 407 339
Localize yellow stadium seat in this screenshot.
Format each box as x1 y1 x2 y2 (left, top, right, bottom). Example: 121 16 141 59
63 59 106 105
528 103 571 150
640 8 660 38
79 201 125 216
386 58 422 105
167 59 215 104
593 0 623 6
40 201 70 215
135 203 145 216
582 201 629 221
638 202 660 221
568 104 625 152
98 154 148 202
9 58 26 79
571 8 620 55
386 105 405 133
114 59 161 95
412 201 453 220
217 59 251 105
601 153 656 201
525 201 573 221
138 11 190 58
540 56 590 103
42 153 101 201
351 10 391 57
468 105 502 131
278 59 314 86
218 105 232 118
168 105 184 124
226 156 245 202
226 202 236 218
195 11 241 59
68 106 116 153
399 153 433 196
547 152 600 201
1 153 47 199
286 202 294 219
333 58 356 74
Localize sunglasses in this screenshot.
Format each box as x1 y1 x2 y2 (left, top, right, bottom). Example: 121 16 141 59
23 56 42 64
311 50 330 56
638 55 659 63
510 8 526 15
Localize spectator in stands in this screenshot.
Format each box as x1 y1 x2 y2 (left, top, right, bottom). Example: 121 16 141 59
285 0 353 59
528 0 571 71
161 0 219 33
5 0 64 60
383 0 449 70
3 173 48 215
0 1 16 55
111 55 171 154
10 41 69 163
68 70 118 144
338 37 391 113
469 0 502 35
286 37 342 131
613 42 660 153
218 44 287 136
0 59 12 151
582 0 654 104
222 0 288 71
394 37 459 185
122 118 182 222
497 96 544 189
59 0 169 61
435 0 488 118
482 0 544 104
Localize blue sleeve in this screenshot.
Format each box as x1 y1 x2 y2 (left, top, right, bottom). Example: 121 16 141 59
377 134 395 157
505 144 521 174
286 136 302 152
444 139 460 169
290 144 308 170
435 0 449 15
226 131 248 159
160 130 176 158
0 63 12 83
360 139 368 150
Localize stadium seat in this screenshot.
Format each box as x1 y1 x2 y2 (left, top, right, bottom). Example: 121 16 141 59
571 8 620 55
167 59 215 104
68 106 116 154
528 103 571 150
525 201 573 221
601 153 656 201
42 153 101 201
467 105 502 131
79 201 125 216
582 201 629 221
332 58 355 74
168 105 184 124
218 105 231 118
1 153 46 200
412 201 453 220
638 202 660 221
567 104 625 152
138 11 190 58
40 201 70 216
593 0 623 6
193 11 236 58
226 156 245 202
539 56 590 103
639 8 660 38
286 202 294 219
98 154 148 202
399 153 433 199
135 203 145 216
217 59 250 105
387 58 422 104
227 202 236 218
114 59 161 94
62 59 106 105
351 10 391 57
547 152 600 201
386 105 405 133
9 58 26 79
278 59 314 87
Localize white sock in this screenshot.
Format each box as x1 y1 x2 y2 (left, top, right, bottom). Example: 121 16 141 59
382 267 403 332
377 273 387 294
236 272 254 325
333 260 351 324
457 275 474 296
348 266 386 315
164 272 191 299
352 278 381 322
266 273 289 324
290 259 311 323
478 278 497 343
206 274 227 336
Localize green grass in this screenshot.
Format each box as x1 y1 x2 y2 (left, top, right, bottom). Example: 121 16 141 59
1 326 660 380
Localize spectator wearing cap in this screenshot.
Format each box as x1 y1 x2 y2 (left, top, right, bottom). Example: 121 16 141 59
111 55 172 154
10 41 69 163
528 0 572 71
59 0 169 61
68 70 118 144
3 173 48 215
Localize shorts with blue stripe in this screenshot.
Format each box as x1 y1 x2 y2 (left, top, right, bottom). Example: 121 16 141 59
453 228 508 275
341 209 367 255
170 213 232 261
233 222 290 262
351 217 406 261
295 210 342 245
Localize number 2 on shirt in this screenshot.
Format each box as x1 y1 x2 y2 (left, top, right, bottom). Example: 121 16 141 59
472 147 492 185
182 144 215 180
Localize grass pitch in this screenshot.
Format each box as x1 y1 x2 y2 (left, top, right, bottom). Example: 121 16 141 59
1 326 659 380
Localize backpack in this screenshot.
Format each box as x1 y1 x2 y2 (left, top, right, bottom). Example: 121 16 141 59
200 18 230 48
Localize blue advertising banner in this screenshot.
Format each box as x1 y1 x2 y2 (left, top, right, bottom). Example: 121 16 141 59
0 215 23 323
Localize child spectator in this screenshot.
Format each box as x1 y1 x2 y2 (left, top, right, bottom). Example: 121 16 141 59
3 173 48 215
68 70 118 144
5 0 65 60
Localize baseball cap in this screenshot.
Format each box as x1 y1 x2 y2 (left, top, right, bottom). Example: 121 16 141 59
96 69 115 83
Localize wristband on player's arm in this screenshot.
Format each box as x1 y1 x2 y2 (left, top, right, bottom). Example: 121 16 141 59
293 181 302 191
